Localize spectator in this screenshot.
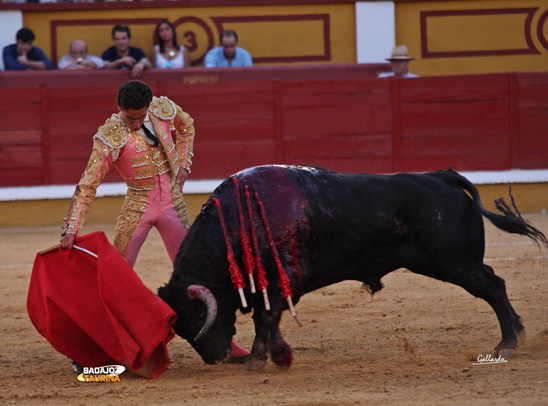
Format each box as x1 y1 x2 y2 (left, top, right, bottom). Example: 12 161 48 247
204 29 252 68
378 45 418 78
102 25 151 77
58 40 104 70
150 20 190 69
3 28 54 71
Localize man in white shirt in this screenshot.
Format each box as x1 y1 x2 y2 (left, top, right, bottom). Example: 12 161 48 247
378 45 418 78
58 40 104 70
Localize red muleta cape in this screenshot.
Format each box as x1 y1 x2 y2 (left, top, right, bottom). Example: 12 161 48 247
27 231 177 379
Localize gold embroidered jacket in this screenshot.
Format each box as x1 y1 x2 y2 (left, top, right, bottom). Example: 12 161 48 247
63 96 195 236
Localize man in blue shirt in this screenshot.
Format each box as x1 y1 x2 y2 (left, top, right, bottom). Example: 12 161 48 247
102 25 151 78
3 28 54 71
204 30 253 68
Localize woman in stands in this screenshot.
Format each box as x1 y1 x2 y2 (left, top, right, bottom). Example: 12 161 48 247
150 20 190 69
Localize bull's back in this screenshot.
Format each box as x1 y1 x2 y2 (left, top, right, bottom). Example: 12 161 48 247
227 165 484 247
218 166 486 283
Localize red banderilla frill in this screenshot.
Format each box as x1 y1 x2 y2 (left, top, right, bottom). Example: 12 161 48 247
212 197 247 308
244 185 270 311
254 191 302 327
232 177 256 294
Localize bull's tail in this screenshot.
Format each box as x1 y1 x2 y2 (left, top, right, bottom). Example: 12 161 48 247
434 169 548 249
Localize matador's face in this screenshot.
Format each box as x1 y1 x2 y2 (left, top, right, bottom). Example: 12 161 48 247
119 106 148 132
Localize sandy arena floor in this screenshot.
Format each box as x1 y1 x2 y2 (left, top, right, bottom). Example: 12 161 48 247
1 214 548 405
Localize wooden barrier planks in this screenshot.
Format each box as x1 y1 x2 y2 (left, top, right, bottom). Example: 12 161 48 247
165 81 278 179
0 88 44 185
281 78 394 173
1 70 548 188
516 73 548 169
46 85 125 185
398 75 512 171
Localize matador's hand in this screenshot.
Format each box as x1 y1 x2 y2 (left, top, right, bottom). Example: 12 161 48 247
176 168 189 188
60 233 75 250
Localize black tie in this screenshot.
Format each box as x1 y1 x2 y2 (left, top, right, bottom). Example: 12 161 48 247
141 123 160 147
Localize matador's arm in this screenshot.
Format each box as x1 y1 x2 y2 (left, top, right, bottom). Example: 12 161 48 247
172 104 195 174
62 138 114 237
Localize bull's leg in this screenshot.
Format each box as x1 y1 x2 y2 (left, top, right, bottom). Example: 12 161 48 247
244 310 273 371
511 305 526 342
413 262 520 357
245 309 293 370
510 305 526 344
268 320 292 370
483 265 526 342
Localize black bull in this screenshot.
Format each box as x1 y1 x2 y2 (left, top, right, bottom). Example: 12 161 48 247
159 165 547 370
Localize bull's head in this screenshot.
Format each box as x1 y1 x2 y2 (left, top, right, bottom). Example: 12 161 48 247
158 282 235 364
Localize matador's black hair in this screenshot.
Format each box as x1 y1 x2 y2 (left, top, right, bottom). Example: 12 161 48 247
116 80 153 110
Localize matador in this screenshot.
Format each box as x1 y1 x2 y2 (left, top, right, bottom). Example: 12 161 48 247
60 80 249 364
60 80 194 267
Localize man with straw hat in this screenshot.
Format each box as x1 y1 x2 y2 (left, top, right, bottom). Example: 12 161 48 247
378 45 418 78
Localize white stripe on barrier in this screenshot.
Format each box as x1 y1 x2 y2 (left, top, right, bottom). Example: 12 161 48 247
0 179 224 202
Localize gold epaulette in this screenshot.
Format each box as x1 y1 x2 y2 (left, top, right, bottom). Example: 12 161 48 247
93 115 128 150
149 96 177 121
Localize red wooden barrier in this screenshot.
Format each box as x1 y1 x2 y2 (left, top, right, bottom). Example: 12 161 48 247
0 87 44 186
281 79 393 173
166 80 279 178
1 68 548 188
398 74 512 172
516 74 548 169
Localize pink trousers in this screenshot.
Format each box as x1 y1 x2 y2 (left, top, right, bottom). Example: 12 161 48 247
123 175 250 358
124 174 187 268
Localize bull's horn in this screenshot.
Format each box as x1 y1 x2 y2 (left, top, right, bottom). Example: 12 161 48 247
187 285 218 341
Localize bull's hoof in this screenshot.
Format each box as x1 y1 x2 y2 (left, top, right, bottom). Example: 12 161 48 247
496 347 516 359
271 345 293 370
244 358 267 371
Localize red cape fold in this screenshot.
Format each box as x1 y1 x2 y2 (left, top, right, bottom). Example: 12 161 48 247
27 231 177 379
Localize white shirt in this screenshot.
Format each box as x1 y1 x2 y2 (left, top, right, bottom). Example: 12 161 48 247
138 113 163 150
378 71 419 78
57 54 105 70
153 45 186 69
